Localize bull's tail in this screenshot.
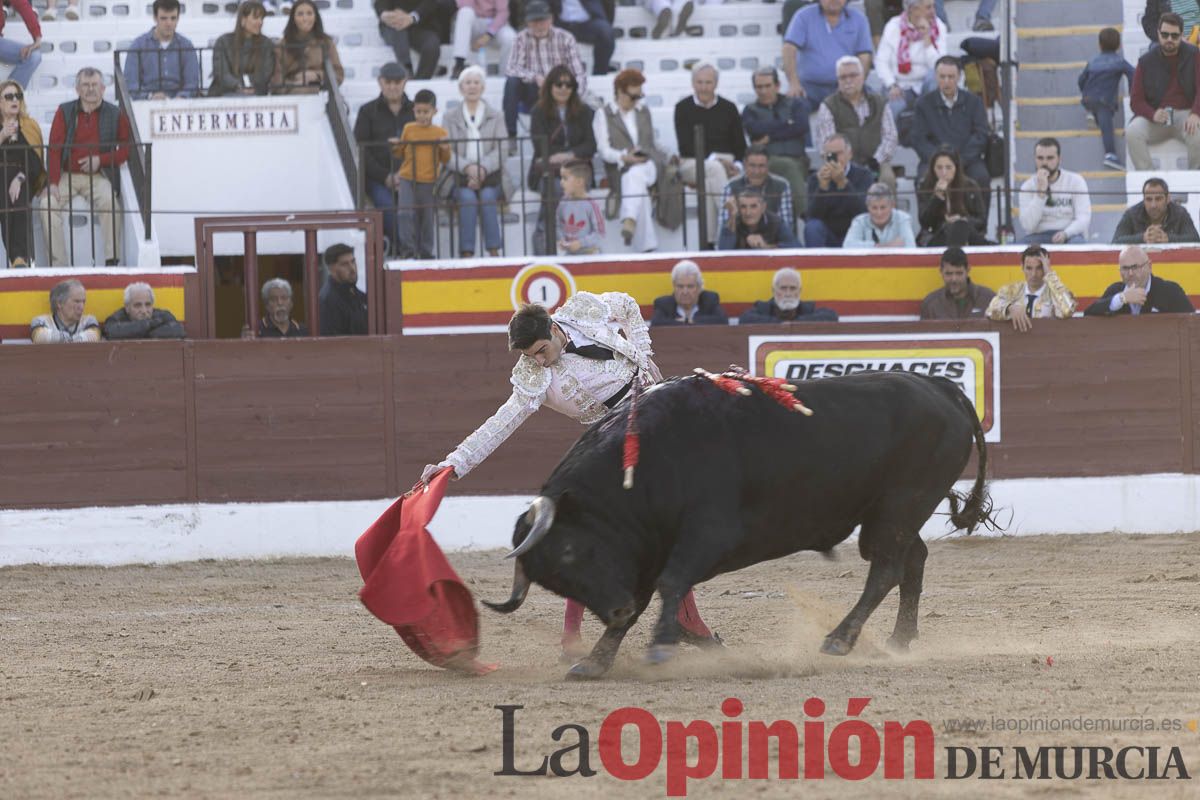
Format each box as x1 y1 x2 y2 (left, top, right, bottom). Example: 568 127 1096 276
946 387 997 535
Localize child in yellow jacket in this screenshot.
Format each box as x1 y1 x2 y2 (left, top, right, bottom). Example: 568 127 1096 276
391 89 451 259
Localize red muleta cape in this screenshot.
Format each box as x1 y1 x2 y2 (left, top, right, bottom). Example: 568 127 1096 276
355 468 496 674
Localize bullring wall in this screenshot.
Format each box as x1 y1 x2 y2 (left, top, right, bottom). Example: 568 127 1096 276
1 316 1194 510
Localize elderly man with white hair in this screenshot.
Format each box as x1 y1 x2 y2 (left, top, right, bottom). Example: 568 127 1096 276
813 56 898 187
31 279 100 343
673 61 745 247
257 278 310 338
738 267 839 324
102 281 186 340
650 258 729 325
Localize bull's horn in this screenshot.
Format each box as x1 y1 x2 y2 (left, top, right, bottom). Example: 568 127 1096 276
482 560 531 613
505 496 556 559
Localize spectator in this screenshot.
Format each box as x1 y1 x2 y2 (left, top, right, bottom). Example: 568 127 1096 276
717 145 792 236
319 244 368 336
123 0 200 100
1084 244 1196 315
503 0 587 138
650 258 728 326
450 0 515 80
102 281 186 340
257 278 310 337
30 279 99 343
782 0 872 106
916 144 988 246
556 159 604 254
446 65 507 258
862 0 902 44
843 182 916 248
1127 12 1200 170
875 0 945 127
272 0 344 94
211 2 275 96
739 267 838 324
741 66 810 218
1 2 41 92
375 0 443 80
1142 0 1198 42
41 0 80 21
640 0 694 39
813 56 898 188
392 88 450 259
594 68 670 251
910 56 991 203
717 187 800 250
1113 177 1200 244
1017 137 1091 245
0 79 43 268
550 0 614 77
985 245 1077 332
805 133 873 248
43 68 131 267
674 61 745 248
529 64 596 255
1078 27 1135 171
354 63 414 258
920 246 995 319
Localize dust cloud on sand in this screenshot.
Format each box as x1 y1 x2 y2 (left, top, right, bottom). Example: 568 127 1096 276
2 533 1198 798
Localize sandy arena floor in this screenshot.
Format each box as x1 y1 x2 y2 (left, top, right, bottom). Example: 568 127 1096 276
2 532 1199 799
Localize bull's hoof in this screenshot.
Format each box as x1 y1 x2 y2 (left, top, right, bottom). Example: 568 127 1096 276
885 635 912 653
565 657 610 680
680 630 726 650
645 643 678 665
820 635 853 656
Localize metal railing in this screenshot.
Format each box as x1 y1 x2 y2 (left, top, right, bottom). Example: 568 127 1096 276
112 61 153 237
0 142 152 268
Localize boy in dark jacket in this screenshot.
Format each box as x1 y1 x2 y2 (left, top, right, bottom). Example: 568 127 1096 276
1079 27 1135 170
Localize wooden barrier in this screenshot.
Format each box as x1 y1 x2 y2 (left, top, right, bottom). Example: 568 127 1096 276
1 315 1197 509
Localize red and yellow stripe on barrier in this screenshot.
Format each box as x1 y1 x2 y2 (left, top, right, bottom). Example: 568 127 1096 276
397 248 1200 331
0 271 188 340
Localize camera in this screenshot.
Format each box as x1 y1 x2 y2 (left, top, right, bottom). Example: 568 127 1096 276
825 152 839 164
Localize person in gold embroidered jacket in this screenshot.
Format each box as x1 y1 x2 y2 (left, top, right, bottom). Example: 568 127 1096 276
419 291 720 658
985 244 1077 332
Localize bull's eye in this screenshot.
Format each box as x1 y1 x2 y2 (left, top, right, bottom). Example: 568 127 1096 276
561 543 576 564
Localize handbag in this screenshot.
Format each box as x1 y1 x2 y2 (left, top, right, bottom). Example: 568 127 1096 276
984 107 1006 179
434 168 457 203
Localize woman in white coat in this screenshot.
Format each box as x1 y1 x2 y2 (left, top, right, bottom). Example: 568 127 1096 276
444 65 508 257
874 0 945 123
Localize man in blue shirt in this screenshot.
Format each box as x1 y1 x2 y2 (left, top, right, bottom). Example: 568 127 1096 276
122 0 200 100
782 0 872 107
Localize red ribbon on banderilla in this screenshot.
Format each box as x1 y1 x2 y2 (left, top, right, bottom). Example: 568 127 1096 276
622 365 814 489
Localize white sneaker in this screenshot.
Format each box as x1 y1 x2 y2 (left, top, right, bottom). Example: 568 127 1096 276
262 0 278 14
41 6 57 21
64 4 79 20
281 2 293 13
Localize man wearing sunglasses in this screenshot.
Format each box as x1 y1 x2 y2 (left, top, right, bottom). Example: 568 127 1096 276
1127 11 1200 170
1084 245 1195 316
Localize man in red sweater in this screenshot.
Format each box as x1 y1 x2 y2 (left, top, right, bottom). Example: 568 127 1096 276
1127 11 1200 170
42 67 132 266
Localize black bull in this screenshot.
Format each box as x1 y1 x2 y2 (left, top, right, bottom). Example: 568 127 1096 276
486 371 993 679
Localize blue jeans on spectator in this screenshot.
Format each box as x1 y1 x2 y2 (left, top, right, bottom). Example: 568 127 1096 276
457 184 502 254
398 178 437 258
0 37 42 88
1021 231 1085 245
804 218 844 248
503 77 540 137
1083 97 1118 156
558 18 615 76
367 180 399 252
885 73 937 132
378 22 441 79
802 80 837 108
975 0 997 23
